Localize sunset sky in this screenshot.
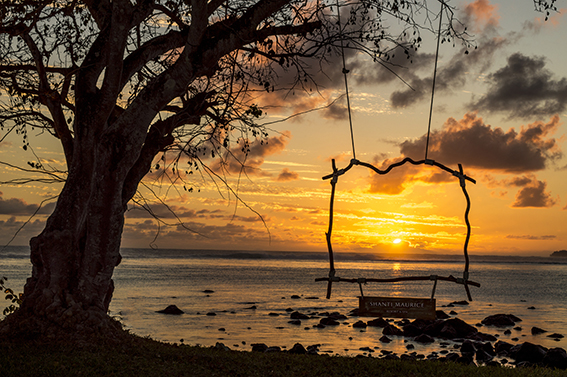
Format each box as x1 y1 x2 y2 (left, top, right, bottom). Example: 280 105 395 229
1 0 566 257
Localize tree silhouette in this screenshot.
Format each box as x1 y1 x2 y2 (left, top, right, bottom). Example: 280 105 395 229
0 0 554 340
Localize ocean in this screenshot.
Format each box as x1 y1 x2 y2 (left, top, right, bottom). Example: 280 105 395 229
2 246 566 358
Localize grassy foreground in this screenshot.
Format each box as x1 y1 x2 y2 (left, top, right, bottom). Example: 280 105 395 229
1 335 565 377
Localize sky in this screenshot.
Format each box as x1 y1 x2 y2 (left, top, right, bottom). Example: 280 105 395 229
0 0 566 257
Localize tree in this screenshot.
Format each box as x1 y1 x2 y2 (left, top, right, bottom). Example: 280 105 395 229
0 0 555 340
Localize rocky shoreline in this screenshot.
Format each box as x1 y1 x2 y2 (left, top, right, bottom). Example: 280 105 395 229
199 306 567 369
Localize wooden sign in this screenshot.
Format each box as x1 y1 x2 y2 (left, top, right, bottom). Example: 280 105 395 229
359 296 436 320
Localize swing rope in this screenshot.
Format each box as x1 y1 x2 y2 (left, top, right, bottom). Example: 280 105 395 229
425 1 445 160
335 0 356 160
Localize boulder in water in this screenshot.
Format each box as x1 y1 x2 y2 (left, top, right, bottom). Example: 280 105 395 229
532 326 547 335
481 314 521 327
509 342 548 363
156 305 184 315
543 348 567 370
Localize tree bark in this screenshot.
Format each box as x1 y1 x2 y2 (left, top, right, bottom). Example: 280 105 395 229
1 122 148 340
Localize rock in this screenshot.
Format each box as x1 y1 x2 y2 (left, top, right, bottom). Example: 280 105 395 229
383 324 403 336
467 332 497 342
320 317 340 326
504 329 511 335
268 312 280 316
203 290 214 293
290 295 301 299
531 326 547 335
218 327 225 331
285 307 294 312
527 306 536 310
213 342 230 351
480 342 496 356
402 324 423 337
543 347 567 370
548 333 565 339
435 318 478 339
379 335 392 343
290 311 309 319
481 314 521 327
289 343 307 354
444 352 460 362
206 312 216 316
449 310 458 315
367 317 389 327
251 343 268 352
406 344 415 350
352 320 367 329
288 320 301 325
156 305 184 315
305 296 319 300
475 348 493 362
383 354 399 360
436 310 450 319
451 300 469 305
460 340 476 355
265 346 281 353
513 326 522 331
414 334 435 344
412 318 435 328
244 305 257 310
307 345 319 355
509 342 548 363
495 340 514 355
328 312 347 320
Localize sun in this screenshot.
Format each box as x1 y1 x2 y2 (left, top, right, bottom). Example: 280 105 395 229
393 238 402 244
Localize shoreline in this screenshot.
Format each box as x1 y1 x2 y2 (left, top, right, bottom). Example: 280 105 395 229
148 302 567 369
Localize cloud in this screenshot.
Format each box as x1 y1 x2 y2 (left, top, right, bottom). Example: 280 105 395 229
366 113 563 206
0 216 47 243
470 53 567 119
275 168 299 182
399 113 562 172
209 131 291 176
523 7 566 33
126 205 225 219
389 36 508 108
505 234 556 240
462 0 501 33
511 177 557 208
0 192 55 215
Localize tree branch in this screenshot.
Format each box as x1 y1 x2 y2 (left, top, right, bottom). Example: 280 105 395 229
20 32 74 165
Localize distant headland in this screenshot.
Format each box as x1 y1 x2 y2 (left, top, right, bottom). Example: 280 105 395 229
550 250 567 257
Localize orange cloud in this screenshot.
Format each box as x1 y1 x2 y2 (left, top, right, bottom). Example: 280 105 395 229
275 168 299 182
464 0 500 32
511 179 557 208
366 113 563 206
400 113 562 173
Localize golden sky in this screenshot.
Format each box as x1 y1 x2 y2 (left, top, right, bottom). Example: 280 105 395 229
1 0 566 257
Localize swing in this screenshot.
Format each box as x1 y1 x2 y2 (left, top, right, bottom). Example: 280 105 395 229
315 1 480 320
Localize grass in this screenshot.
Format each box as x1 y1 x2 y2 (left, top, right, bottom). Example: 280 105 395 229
1 334 565 377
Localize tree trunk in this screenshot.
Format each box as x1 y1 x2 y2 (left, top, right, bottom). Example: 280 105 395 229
0 124 147 341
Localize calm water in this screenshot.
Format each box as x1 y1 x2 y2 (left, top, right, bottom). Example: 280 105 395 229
2 246 567 357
